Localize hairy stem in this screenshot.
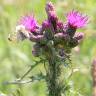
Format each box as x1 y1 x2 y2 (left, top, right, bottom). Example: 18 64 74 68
46 48 62 96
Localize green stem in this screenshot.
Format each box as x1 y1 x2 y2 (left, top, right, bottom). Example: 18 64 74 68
46 48 62 96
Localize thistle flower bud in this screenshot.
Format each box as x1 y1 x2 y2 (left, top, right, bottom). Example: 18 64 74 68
69 38 78 48
29 33 44 42
48 11 57 19
54 33 68 40
54 33 70 47
32 43 41 57
74 32 84 41
42 21 54 40
57 21 64 29
42 20 50 30
48 11 58 30
45 2 54 13
45 2 58 30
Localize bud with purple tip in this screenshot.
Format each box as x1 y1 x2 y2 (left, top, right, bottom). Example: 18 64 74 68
74 32 84 41
45 2 58 31
45 2 54 13
42 20 50 30
57 21 64 29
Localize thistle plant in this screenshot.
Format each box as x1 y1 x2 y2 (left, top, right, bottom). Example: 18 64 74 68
8 1 88 96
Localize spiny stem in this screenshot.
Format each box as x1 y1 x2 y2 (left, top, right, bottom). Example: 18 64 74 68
48 59 61 96
46 48 62 96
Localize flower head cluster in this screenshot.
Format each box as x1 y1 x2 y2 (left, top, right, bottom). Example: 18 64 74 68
14 2 88 57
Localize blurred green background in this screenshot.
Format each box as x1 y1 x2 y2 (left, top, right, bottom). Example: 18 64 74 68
0 0 96 96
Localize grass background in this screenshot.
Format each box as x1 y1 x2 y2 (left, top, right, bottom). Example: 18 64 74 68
0 0 96 96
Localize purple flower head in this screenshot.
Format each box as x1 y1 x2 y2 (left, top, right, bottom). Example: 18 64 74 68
18 15 38 32
67 10 88 29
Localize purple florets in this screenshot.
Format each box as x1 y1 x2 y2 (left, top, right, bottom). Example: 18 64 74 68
19 15 38 32
67 10 88 29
